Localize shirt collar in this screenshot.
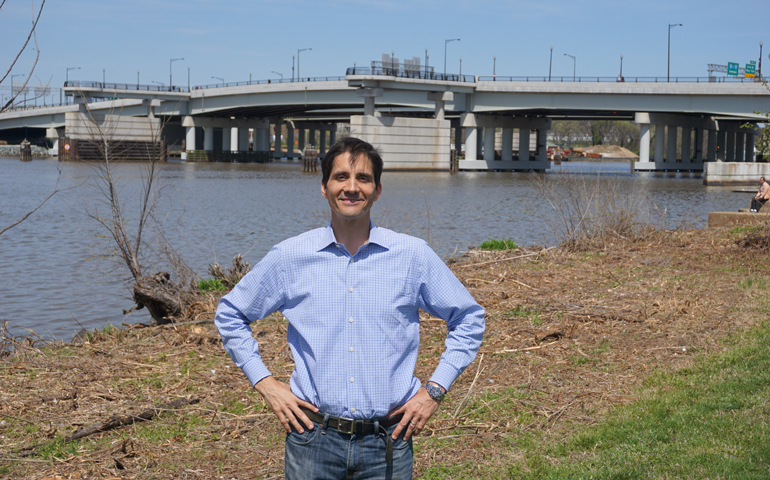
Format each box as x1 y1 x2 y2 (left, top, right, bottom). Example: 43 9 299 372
314 220 392 252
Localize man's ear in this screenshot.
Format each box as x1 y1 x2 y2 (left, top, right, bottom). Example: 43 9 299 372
373 183 382 201
321 181 328 199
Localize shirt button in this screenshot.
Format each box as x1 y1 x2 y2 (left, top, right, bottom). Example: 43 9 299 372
350 377 355 383
351 408 356 413
349 287 354 293
349 347 354 352
350 258 355 263
349 317 354 323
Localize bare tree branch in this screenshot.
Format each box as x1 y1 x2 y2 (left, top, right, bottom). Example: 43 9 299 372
1 0 45 113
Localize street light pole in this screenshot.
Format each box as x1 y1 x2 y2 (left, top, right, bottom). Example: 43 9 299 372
549 46 553 81
65 67 80 84
564 54 576 81
425 48 428 75
668 23 682 82
759 42 763 80
459 57 462 76
292 55 295 81
271 71 284 80
493 56 496 79
212 76 224 86
137 71 140 85
170 58 184 89
620 54 623 76
297 48 311 80
444 38 460 77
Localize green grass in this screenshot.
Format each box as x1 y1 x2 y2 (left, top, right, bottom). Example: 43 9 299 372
479 239 519 250
730 225 765 234
423 320 770 479
197 278 228 292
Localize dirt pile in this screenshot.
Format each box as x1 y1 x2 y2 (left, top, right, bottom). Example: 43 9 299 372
577 145 638 158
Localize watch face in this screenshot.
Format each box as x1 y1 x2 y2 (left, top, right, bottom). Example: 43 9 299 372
426 384 444 400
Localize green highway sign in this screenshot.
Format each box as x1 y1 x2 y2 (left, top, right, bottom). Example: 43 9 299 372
727 62 739 76
745 62 756 78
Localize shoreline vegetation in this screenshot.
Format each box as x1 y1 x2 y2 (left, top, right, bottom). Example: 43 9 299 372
2 224 770 478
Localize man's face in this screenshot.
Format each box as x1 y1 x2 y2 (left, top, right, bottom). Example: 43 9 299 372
321 152 382 222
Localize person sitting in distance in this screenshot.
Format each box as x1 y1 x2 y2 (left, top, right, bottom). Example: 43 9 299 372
751 176 770 212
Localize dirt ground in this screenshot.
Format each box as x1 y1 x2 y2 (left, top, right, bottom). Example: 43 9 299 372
1 226 767 479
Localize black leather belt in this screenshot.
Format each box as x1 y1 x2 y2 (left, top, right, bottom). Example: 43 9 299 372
300 407 402 435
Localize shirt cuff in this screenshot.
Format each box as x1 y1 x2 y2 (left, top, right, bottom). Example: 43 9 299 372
428 362 462 393
241 358 273 387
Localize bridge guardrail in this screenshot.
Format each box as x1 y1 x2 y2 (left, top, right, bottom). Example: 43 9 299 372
64 81 190 92
345 67 475 83
476 75 764 83
194 76 346 90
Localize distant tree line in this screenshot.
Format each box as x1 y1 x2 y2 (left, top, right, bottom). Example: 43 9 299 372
549 120 641 153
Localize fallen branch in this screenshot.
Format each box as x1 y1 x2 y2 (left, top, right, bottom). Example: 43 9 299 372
453 353 484 419
453 250 550 270
64 396 199 443
492 340 560 355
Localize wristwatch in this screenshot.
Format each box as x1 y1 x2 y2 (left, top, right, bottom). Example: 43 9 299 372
425 382 446 402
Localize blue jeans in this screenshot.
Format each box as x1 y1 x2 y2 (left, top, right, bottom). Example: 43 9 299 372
284 420 413 479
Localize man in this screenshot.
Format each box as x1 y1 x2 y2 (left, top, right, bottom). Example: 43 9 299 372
216 137 485 479
751 176 770 212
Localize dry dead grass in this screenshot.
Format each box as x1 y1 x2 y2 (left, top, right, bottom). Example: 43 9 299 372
1 227 768 479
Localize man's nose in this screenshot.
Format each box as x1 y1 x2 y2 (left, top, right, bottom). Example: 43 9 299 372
343 178 359 192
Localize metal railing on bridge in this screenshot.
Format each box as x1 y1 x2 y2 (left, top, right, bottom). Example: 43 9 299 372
345 66 475 83
194 76 346 90
185 150 272 163
476 75 765 83
64 81 190 92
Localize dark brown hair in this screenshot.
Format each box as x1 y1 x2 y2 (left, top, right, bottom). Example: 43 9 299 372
321 137 383 187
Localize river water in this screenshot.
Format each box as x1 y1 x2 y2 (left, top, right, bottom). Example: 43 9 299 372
0 157 749 340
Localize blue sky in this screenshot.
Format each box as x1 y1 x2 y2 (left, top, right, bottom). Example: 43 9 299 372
1 0 768 92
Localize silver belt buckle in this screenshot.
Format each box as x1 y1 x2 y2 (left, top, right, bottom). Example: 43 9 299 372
337 416 356 434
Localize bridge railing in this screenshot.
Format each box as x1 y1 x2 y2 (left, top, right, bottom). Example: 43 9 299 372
476 75 763 83
64 81 190 92
345 67 476 83
193 76 347 90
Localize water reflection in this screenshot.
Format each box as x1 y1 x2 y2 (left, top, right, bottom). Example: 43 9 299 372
0 158 747 339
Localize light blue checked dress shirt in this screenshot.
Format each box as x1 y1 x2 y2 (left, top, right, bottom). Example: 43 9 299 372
215 224 485 420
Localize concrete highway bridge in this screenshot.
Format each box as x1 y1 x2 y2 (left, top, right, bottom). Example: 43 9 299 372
1 67 767 172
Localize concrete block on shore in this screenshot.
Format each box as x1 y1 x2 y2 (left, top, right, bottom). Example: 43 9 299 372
708 211 770 228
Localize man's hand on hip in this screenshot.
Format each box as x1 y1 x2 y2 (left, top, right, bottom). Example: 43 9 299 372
254 376 318 434
389 384 443 441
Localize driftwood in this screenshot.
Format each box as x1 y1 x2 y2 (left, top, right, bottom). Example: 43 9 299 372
133 272 183 325
64 396 199 442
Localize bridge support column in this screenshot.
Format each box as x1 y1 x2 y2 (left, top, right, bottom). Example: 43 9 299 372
203 127 214 151
654 124 665 162
707 130 717 162
746 132 756 162
428 92 453 121
736 132 745 162
298 128 306 152
667 126 678 162
536 128 547 163
222 127 231 152
695 129 704 162
185 127 196 153
681 127 691 162
501 127 513 161
518 128 530 161
287 124 295 157
476 129 483 158
464 122 478 162
638 124 651 164
483 127 495 161
320 127 328 155
330 125 337 146
273 120 282 158
229 127 238 152
716 131 726 161
238 127 250 152
726 131 736 162
357 88 383 116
